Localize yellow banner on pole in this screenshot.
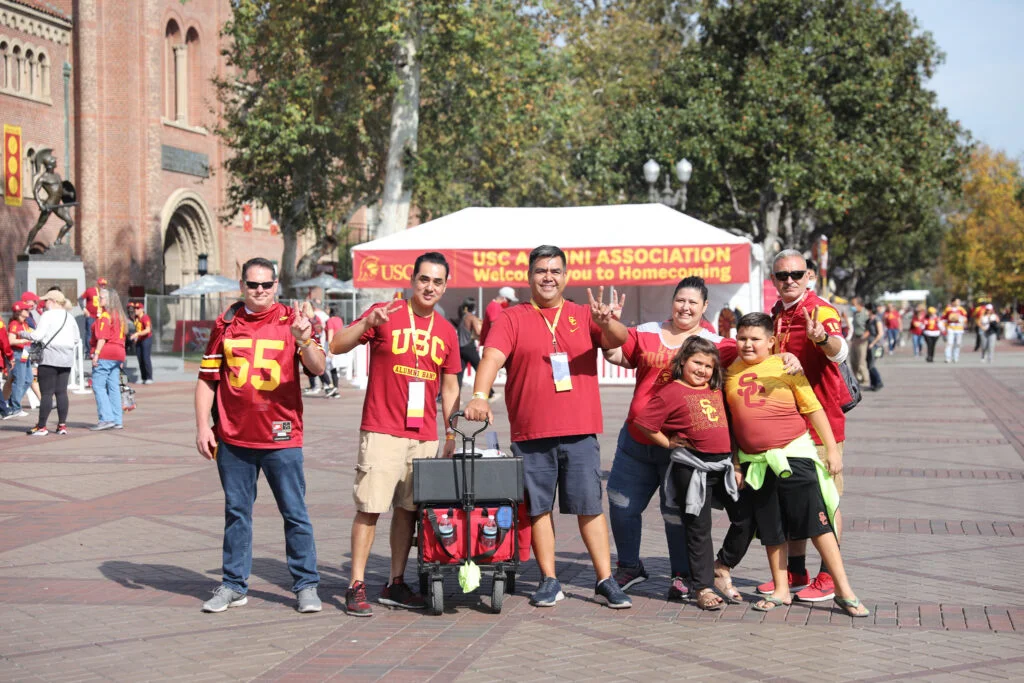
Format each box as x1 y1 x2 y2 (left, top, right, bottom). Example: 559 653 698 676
4 124 23 207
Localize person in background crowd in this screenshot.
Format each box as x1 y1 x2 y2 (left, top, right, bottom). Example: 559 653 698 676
303 291 337 398
129 302 154 383
848 297 870 385
454 297 483 392
79 276 107 346
883 304 901 354
325 306 345 394
979 304 1001 363
466 245 634 610
195 257 325 615
942 297 968 364
0 310 12 418
923 307 942 362
3 302 34 419
910 305 926 358
479 286 517 347
88 289 128 431
20 290 81 436
717 306 735 339
972 300 986 352
866 304 885 391
331 252 461 617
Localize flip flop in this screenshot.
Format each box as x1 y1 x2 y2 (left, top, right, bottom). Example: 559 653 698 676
714 574 743 604
834 596 870 618
751 596 791 612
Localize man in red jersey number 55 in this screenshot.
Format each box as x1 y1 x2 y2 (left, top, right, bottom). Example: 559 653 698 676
195 257 326 615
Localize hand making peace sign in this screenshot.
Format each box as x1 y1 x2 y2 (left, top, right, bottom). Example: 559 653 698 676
803 305 828 345
588 286 626 326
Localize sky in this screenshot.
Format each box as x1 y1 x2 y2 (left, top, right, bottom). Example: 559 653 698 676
899 0 1024 160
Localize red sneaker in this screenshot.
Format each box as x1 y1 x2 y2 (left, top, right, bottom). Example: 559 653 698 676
795 571 835 602
756 570 810 595
345 580 373 617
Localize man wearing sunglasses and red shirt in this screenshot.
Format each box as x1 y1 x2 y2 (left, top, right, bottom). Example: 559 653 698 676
757 249 854 604
195 257 326 615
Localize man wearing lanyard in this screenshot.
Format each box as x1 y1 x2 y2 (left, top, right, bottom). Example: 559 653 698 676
465 245 633 609
331 252 461 617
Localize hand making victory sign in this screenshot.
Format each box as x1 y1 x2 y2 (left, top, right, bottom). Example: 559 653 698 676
588 286 626 327
803 305 829 345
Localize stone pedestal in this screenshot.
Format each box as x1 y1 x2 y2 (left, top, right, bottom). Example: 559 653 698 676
16 249 86 303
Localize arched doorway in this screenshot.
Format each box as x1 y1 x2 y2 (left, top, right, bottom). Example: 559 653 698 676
160 190 217 292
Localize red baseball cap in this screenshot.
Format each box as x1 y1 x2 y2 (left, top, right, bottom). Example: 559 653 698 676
21 291 40 302
97 277 109 286
12 301 26 312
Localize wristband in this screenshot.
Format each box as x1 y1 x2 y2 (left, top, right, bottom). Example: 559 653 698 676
472 392 488 400
815 334 830 346
299 338 314 348
445 433 456 441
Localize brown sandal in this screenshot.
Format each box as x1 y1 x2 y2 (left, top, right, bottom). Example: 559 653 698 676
695 587 724 611
713 573 743 604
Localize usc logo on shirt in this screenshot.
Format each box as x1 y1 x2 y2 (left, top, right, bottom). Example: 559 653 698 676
737 373 766 408
391 329 448 365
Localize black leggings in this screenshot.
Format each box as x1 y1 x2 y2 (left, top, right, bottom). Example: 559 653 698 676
37 364 71 427
455 342 481 390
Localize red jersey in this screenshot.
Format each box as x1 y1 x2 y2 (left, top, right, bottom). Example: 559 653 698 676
486 300 604 442
771 292 849 445
8 319 31 357
942 306 968 332
479 299 506 346
82 287 102 318
355 301 460 441
92 312 127 361
725 356 822 453
133 312 152 339
620 322 737 445
924 316 941 333
910 314 926 335
0 319 11 363
632 381 731 454
883 310 901 330
199 303 310 449
700 318 716 333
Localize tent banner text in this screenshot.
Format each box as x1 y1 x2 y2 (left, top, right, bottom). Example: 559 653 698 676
353 244 750 288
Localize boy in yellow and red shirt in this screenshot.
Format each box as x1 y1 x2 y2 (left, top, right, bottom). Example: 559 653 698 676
724 312 867 617
941 297 968 363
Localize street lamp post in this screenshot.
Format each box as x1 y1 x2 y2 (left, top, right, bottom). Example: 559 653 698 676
197 253 208 321
643 158 693 211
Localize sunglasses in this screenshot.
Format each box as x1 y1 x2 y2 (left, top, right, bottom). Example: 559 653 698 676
245 280 276 291
773 270 807 282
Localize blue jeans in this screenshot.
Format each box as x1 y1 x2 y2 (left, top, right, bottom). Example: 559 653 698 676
9 359 32 412
136 336 153 381
216 441 319 593
945 330 964 362
912 334 924 356
606 425 689 577
886 328 899 351
91 359 123 425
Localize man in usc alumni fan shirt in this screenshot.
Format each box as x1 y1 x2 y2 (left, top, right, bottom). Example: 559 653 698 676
465 245 634 610
330 252 461 617
195 257 326 615
761 249 853 604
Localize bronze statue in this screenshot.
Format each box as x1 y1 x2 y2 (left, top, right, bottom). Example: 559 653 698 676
23 149 77 255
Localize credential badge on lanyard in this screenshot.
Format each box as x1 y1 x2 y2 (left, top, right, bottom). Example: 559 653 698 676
533 300 572 392
405 301 434 428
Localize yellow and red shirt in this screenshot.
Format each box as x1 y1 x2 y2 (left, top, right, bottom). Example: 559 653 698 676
92 311 127 362
133 311 152 340
942 306 968 332
81 286 103 318
725 355 822 454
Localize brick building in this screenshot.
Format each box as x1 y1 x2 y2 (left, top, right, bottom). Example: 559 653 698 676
0 0 295 310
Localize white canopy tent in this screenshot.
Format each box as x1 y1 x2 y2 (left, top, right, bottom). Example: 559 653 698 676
879 289 929 303
350 204 764 327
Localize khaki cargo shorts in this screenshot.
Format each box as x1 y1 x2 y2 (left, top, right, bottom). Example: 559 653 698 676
815 441 845 496
353 430 438 513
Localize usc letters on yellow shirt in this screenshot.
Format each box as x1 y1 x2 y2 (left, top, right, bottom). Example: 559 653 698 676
724 355 821 454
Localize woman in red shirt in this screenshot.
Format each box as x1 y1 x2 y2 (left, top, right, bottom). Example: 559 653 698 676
4 302 34 417
89 290 128 430
922 307 942 363
910 305 926 358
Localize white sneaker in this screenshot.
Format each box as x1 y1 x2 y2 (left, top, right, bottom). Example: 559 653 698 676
143 379 155 385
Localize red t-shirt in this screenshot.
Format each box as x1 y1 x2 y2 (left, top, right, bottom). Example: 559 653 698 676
771 292 849 445
883 310 901 330
910 314 926 335
326 316 344 335
632 381 732 454
82 287 102 318
199 303 309 449
486 300 604 442
92 312 127 361
620 322 737 445
355 301 461 441
8 319 31 357
479 299 506 346
700 318 716 333
133 313 152 340
0 319 11 363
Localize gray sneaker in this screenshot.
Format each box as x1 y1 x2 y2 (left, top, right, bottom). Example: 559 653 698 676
89 421 115 431
595 577 632 609
202 586 247 613
296 587 322 613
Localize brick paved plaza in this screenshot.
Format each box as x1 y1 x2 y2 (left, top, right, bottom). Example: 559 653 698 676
2 339 1023 682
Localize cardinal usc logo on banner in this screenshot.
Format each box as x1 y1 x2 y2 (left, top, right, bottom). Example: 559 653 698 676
352 244 749 288
242 204 253 232
4 125 22 207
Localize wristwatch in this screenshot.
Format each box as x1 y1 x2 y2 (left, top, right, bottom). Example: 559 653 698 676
815 334 830 346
